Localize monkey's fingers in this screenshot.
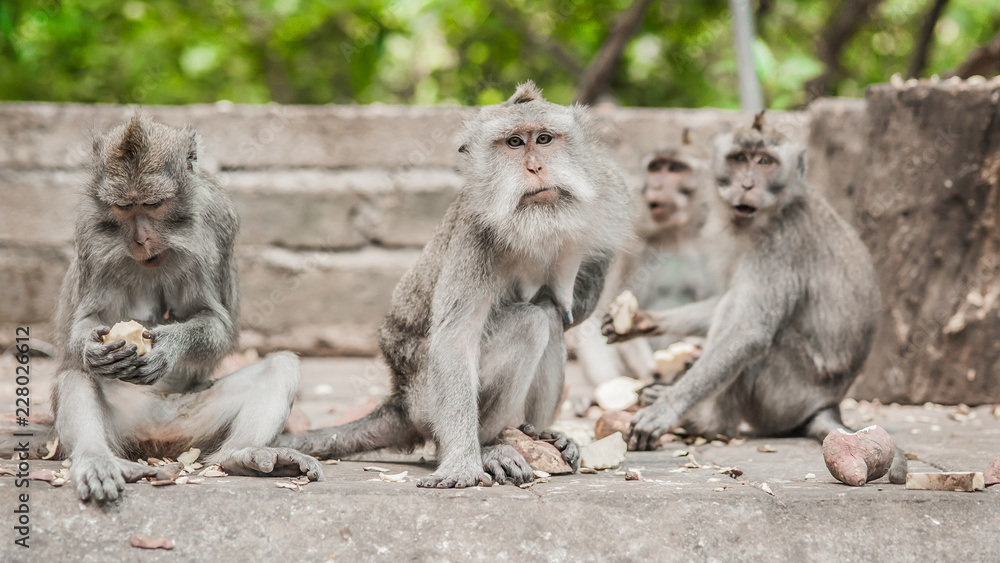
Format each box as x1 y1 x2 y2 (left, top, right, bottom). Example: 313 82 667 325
89 326 112 343
518 423 539 439
89 342 137 366
121 463 171 483
273 448 324 481
600 315 617 337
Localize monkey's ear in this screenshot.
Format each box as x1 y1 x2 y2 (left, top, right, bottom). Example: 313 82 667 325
796 147 807 179
752 111 766 132
506 81 543 105
681 128 691 145
458 144 468 154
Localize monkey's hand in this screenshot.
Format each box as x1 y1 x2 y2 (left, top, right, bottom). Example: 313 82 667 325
482 443 534 486
601 310 658 344
217 447 323 481
82 326 144 379
417 458 493 489
519 423 581 471
628 400 682 451
637 382 670 407
72 453 172 502
119 329 171 385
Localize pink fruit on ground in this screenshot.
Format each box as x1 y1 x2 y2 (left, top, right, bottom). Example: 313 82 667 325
822 425 895 486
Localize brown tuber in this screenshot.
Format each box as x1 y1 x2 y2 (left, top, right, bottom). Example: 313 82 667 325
500 428 574 475
822 425 895 486
595 411 634 441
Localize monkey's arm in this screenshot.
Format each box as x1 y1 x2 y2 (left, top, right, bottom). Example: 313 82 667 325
646 296 722 336
566 254 613 329
628 280 795 450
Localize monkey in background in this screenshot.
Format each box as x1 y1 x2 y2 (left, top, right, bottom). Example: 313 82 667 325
276 82 633 488
604 113 907 483
576 130 714 386
39 114 322 501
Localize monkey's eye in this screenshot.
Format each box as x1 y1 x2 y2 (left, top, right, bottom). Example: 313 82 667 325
144 200 163 209
758 155 775 165
734 153 749 163
114 203 135 212
536 133 553 145
648 161 663 172
717 177 732 186
506 136 525 148
679 187 694 197
668 161 689 173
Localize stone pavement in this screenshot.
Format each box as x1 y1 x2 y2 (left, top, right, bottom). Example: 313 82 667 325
1 357 998 562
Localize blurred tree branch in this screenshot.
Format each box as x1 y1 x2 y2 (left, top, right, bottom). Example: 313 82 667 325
907 0 949 78
948 29 1000 79
575 0 653 105
804 0 884 101
492 2 583 75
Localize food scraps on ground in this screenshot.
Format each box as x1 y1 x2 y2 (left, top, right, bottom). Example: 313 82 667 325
580 432 627 470
905 472 985 492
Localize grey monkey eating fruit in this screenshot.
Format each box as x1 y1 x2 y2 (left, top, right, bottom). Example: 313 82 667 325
576 129 714 386
275 82 633 488
47 114 322 501
604 112 907 483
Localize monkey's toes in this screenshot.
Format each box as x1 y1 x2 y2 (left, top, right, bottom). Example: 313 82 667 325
72 455 128 502
417 468 492 489
482 444 534 486
274 448 324 481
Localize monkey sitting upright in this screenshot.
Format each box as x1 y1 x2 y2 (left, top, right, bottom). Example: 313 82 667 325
276 82 633 488
47 114 322 501
576 130 714 386
604 113 907 483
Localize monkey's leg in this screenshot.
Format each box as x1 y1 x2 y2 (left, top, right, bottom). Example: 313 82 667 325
803 407 908 484
54 371 170 502
163 352 323 480
421 303 552 488
522 313 580 469
646 295 721 336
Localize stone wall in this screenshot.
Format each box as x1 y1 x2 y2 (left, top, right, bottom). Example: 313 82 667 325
1 102 807 356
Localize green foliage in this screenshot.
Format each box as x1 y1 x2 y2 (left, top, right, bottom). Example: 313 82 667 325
0 0 997 108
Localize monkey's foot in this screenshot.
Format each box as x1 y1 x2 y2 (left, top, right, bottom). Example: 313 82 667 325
417 460 492 489
518 423 580 471
71 454 171 502
637 382 670 407
628 402 682 451
217 447 323 481
482 443 534 486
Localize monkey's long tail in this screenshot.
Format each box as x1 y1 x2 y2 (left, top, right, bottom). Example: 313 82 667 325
271 398 423 459
0 421 59 459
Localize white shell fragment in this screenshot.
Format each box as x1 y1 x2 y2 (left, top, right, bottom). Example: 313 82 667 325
103 320 153 356
594 376 643 411
609 290 639 334
177 447 201 467
378 471 408 483
580 432 628 470
652 342 699 380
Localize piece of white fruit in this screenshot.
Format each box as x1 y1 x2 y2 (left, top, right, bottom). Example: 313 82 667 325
609 290 639 334
103 320 153 356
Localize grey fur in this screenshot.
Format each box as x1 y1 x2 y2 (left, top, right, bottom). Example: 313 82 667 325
603 116 907 483
50 113 321 502
275 82 633 488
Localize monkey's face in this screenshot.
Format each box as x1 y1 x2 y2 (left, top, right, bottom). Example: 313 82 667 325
108 197 174 267
498 128 569 207
711 130 806 228
643 156 695 229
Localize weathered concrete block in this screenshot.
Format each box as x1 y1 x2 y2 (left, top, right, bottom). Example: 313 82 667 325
850 79 1000 404
0 243 71 322
806 97 868 221
238 246 419 335
0 170 79 244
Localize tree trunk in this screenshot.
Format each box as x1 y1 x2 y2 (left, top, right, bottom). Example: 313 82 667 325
949 29 1000 79
805 0 884 100
906 0 949 79
848 81 1000 404
575 0 653 105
